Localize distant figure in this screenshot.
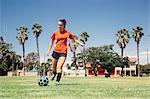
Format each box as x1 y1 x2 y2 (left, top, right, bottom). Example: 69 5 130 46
47 19 84 85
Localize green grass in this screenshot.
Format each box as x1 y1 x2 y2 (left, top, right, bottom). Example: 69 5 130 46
0 76 150 99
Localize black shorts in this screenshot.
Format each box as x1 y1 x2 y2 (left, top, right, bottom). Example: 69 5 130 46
52 51 67 59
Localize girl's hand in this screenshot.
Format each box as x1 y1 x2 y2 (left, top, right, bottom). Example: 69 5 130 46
80 43 85 47
46 51 51 56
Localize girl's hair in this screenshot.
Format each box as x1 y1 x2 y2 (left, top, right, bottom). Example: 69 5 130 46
59 19 66 28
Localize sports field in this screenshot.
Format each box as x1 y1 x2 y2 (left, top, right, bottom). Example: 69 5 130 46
0 76 150 99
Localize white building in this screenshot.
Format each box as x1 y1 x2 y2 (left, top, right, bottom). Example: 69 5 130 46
115 57 137 76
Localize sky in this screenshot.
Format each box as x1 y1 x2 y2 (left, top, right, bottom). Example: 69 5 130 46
0 0 150 65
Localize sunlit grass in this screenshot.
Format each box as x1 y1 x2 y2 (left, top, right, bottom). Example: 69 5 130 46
0 76 150 99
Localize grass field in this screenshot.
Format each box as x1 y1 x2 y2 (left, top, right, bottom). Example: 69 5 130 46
0 76 150 99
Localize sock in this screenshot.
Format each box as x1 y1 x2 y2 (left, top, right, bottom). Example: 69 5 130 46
56 73 62 82
53 71 57 76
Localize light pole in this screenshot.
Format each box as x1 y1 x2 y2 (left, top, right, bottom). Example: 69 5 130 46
147 48 149 65
147 35 150 65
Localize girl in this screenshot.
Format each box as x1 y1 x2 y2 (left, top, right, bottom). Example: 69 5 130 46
47 19 84 85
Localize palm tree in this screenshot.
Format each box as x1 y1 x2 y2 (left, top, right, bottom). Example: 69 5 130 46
79 32 89 76
132 26 144 77
0 41 15 76
16 26 28 76
7 51 21 76
69 35 78 70
8 51 16 76
14 54 22 75
116 29 130 77
32 23 42 75
47 58 52 76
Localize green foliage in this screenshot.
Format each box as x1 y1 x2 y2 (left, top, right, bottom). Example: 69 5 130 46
78 44 123 71
32 23 42 37
142 64 150 75
122 57 129 67
0 42 22 75
0 61 7 71
132 26 144 77
25 52 39 71
116 28 130 49
132 26 144 43
16 26 29 45
0 42 13 72
79 32 90 44
39 59 52 76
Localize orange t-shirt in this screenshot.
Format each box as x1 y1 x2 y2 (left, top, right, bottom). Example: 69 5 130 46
51 30 75 53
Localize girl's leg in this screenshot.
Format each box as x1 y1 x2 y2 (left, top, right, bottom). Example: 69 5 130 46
51 57 58 80
56 57 66 83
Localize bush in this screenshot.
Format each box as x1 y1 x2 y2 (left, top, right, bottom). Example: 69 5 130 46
0 69 8 76
104 71 110 77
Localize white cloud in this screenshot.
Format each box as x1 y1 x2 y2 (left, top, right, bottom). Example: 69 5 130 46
139 51 150 55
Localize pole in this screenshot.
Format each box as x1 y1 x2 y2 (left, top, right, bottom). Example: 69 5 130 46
147 48 149 65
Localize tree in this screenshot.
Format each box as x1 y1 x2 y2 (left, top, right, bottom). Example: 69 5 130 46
0 41 22 76
116 28 130 77
40 58 52 76
40 63 49 76
132 26 144 77
46 58 52 76
26 52 39 71
16 26 29 76
0 41 12 75
32 23 42 75
122 57 129 67
143 64 150 76
0 38 22 76
77 44 122 77
98 45 123 77
69 35 78 70
13 54 22 75
10 52 22 76
79 32 89 76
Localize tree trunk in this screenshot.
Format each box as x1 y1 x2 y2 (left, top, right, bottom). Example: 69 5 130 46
36 37 40 76
12 55 15 76
16 63 18 76
73 52 76 68
73 51 78 76
121 47 123 58
83 45 87 76
22 43 25 76
137 42 140 77
94 65 98 76
121 47 124 77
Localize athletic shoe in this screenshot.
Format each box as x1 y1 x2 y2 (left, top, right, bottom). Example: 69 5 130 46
51 73 56 81
55 81 60 86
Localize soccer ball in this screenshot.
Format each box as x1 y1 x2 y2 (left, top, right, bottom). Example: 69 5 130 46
38 76 49 86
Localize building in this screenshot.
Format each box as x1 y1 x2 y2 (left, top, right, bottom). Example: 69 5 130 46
86 63 114 76
115 57 137 76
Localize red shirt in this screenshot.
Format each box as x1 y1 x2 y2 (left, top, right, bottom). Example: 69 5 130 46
51 30 75 53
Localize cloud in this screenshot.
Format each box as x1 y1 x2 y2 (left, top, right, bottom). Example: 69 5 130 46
125 51 150 65
139 51 150 55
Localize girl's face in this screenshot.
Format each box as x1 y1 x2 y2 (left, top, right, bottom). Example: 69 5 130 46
58 21 65 31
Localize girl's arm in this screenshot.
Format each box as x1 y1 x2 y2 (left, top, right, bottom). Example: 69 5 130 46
74 39 84 47
46 41 54 55
47 32 55 55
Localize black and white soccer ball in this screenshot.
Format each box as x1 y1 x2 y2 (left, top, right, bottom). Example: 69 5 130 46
38 76 49 86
